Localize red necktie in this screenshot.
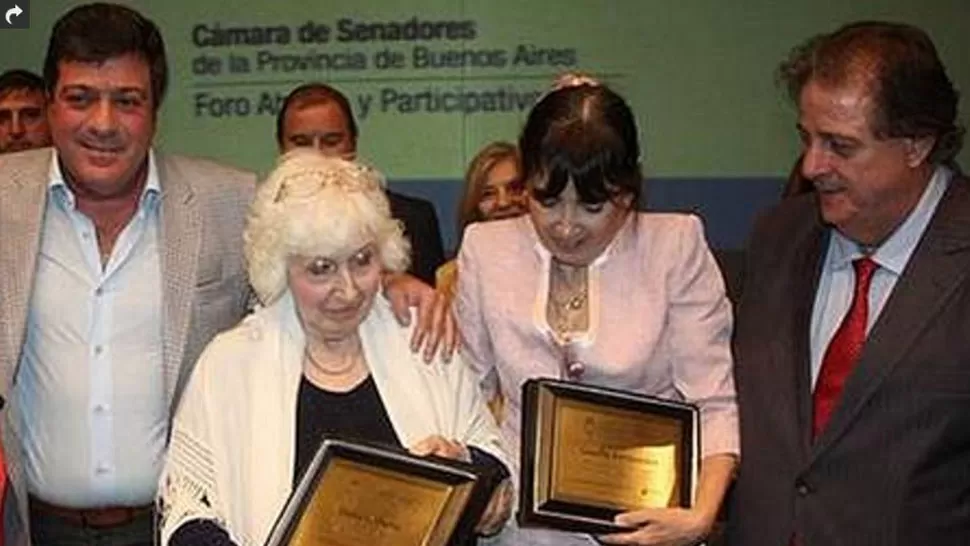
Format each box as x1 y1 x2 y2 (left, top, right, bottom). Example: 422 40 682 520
812 257 878 438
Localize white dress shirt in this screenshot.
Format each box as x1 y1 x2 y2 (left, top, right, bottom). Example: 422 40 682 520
810 167 951 387
12 151 167 508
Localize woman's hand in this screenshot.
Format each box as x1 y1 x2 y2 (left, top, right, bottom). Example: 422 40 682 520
599 453 737 545
410 436 512 536
383 272 458 363
597 506 713 546
476 478 513 535
409 435 470 462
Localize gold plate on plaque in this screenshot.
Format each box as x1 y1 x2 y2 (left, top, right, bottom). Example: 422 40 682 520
519 378 699 535
265 440 489 546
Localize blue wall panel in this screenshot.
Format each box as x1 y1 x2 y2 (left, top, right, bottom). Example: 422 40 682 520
389 177 785 254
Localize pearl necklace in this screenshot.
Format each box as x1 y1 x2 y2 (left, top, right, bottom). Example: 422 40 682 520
304 348 360 376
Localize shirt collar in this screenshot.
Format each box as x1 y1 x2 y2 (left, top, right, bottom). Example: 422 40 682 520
47 149 162 211
829 165 951 274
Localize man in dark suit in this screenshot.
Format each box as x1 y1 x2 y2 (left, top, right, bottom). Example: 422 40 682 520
729 22 969 546
275 83 446 285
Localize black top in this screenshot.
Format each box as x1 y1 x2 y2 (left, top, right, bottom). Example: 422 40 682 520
387 190 446 285
293 374 401 485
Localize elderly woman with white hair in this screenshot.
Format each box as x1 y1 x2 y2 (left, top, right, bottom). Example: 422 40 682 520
157 150 512 546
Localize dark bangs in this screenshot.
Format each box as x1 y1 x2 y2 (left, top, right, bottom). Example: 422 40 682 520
520 84 642 205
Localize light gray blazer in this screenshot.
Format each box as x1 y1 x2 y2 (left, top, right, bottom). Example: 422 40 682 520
0 147 255 544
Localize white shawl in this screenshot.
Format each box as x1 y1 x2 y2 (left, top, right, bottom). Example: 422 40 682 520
157 292 508 545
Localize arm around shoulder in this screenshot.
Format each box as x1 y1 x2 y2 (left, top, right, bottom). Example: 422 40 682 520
453 225 499 397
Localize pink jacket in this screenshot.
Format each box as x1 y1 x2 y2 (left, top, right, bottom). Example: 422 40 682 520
457 212 739 472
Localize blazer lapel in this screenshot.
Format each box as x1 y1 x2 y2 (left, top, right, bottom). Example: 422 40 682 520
812 180 970 456
0 150 51 391
158 156 202 408
789 217 828 457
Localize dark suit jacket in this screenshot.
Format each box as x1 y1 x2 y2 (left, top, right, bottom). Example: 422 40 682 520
387 190 445 286
713 248 745 305
729 176 970 546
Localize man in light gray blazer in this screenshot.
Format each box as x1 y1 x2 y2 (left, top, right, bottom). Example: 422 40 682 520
0 5 255 545
0 4 446 545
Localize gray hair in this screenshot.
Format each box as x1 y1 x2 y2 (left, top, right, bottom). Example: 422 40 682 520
244 149 410 305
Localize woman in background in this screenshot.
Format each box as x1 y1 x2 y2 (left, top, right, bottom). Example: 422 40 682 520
438 142 526 422
456 83 739 546
457 142 527 228
436 141 526 298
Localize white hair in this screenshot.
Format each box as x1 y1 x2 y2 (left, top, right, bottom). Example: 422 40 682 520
245 149 410 305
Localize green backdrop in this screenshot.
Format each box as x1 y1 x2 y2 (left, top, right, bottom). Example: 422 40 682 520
2 0 968 180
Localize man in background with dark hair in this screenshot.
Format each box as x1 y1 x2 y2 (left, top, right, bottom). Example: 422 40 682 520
0 70 50 154
276 82 447 286
730 21 969 546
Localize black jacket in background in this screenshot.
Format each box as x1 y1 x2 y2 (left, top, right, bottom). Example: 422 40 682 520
388 190 445 286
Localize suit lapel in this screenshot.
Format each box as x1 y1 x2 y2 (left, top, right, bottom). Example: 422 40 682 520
812 179 970 456
789 215 828 457
0 150 51 391
158 156 202 407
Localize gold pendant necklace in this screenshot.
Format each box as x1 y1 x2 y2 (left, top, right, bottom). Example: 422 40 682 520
551 290 588 336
